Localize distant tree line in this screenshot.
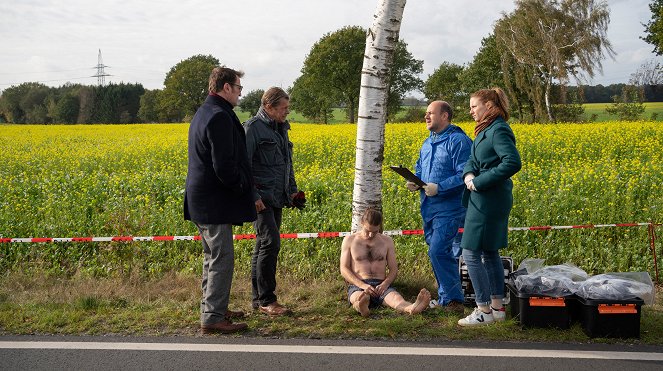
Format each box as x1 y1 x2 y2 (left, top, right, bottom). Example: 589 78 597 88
2 78 659 125
0 54 220 125
567 84 663 103
0 82 144 124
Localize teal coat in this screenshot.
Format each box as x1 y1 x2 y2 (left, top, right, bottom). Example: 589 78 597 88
461 117 521 251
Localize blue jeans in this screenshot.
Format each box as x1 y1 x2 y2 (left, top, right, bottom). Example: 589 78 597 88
462 249 504 306
424 215 464 305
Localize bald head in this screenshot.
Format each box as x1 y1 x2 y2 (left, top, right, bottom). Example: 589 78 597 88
425 100 453 133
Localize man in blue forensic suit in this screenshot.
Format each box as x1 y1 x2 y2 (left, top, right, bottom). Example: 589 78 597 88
407 100 472 314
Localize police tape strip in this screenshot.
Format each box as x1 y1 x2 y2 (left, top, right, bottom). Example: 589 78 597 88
0 222 659 243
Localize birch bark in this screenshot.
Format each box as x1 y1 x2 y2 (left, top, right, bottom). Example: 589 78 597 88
351 0 406 232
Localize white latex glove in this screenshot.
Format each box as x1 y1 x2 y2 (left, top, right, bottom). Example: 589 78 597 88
405 181 419 192
423 182 438 196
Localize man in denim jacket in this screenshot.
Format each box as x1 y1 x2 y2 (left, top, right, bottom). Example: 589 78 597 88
244 87 300 316
406 100 472 314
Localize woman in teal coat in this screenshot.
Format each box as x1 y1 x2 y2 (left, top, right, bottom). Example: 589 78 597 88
458 87 521 327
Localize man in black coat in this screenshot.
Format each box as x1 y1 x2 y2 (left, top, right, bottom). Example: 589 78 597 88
184 66 256 334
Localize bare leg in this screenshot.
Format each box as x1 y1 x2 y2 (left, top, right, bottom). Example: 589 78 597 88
383 288 431 315
350 291 370 317
409 289 431 314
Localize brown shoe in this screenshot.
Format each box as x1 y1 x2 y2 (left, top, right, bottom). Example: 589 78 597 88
259 302 291 316
225 309 245 319
201 319 248 334
443 301 466 315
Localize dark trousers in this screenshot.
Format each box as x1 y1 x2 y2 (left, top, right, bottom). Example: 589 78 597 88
252 205 282 308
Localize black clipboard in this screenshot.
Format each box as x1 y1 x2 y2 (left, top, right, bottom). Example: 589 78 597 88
389 165 426 187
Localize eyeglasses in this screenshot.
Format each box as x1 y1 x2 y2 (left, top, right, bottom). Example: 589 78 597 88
229 83 243 92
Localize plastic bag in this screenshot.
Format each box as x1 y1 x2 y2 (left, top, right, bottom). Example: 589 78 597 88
514 263 589 297
575 272 655 305
517 258 546 274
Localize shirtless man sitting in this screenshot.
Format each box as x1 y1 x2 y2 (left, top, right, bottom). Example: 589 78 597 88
340 208 431 317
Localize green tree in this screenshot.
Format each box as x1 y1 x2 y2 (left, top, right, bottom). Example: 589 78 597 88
51 93 80 124
423 62 466 119
494 0 614 122
156 89 184 122
77 86 96 124
238 89 264 116
0 84 28 123
605 85 646 121
630 59 663 86
459 34 533 121
92 83 144 123
386 41 423 120
160 54 219 121
551 86 585 122
459 35 503 95
138 89 160 123
642 0 663 55
0 82 48 123
20 83 51 123
300 26 365 123
290 75 334 123
294 26 422 123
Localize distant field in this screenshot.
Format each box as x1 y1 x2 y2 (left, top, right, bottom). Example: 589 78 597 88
582 102 663 122
235 108 347 124
235 102 663 124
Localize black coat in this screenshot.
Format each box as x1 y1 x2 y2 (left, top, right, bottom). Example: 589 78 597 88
184 94 257 225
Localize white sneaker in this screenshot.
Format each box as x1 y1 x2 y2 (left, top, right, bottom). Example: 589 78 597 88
429 299 440 308
458 308 494 327
491 306 506 322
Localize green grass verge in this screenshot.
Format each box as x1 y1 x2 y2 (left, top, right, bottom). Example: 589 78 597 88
1 272 661 344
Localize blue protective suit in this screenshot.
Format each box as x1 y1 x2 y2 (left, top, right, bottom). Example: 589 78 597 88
414 124 472 305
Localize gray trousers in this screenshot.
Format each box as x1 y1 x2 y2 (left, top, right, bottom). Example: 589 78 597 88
196 223 234 326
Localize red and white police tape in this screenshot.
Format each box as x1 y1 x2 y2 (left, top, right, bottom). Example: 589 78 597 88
0 222 659 243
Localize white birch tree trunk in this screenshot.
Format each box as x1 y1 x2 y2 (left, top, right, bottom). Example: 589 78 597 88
351 0 406 232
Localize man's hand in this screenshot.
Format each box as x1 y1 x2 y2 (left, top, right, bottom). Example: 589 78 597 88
364 284 378 298
423 182 438 196
291 191 306 209
405 181 420 192
255 199 266 212
374 282 388 296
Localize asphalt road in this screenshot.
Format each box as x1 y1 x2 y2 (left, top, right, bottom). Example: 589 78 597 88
1 335 662 370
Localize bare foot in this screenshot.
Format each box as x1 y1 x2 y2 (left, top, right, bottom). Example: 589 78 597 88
353 291 370 317
407 288 431 315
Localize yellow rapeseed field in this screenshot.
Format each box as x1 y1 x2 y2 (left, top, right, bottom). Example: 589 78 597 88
0 121 661 277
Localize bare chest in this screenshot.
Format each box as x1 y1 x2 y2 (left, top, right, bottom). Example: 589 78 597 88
352 243 386 263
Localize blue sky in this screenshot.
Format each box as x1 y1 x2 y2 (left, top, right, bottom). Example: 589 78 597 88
0 0 655 95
